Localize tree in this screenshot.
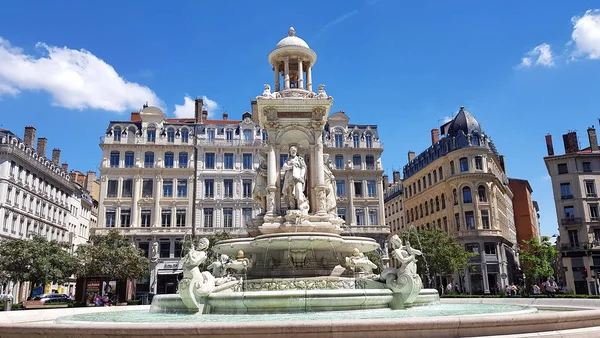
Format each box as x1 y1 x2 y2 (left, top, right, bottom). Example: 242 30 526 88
76 230 148 282
402 229 476 289
519 236 557 293
0 235 80 297
183 232 233 271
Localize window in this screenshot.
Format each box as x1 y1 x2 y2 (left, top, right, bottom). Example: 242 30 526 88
443 216 448 232
481 210 490 229
435 196 440 211
223 208 233 227
125 151 134 168
120 209 131 227
142 179 153 198
590 204 599 220
459 157 469 172
224 129 233 141
560 183 572 199
557 163 568 174
161 209 172 227
353 154 361 169
338 207 346 221
367 180 376 197
179 152 188 168
107 180 118 197
147 127 156 142
462 186 472 203
280 154 288 167
369 209 378 225
177 180 187 198
335 132 343 147
355 208 365 225
568 230 579 248
242 208 253 224
354 181 363 197
167 128 175 142
181 128 189 143
122 179 133 197
159 242 170 258
450 161 455 175
224 179 233 198
478 185 487 202
174 240 183 258
564 206 575 218
422 176 426 189
335 155 344 169
243 129 252 141
475 156 483 170
365 134 373 148
336 180 345 197
205 179 214 198
105 210 116 227
109 151 120 167
262 130 268 142
243 180 252 198
113 126 121 141
207 128 215 141
243 153 253 169
465 244 479 254
138 242 150 258
433 171 438 183
163 180 173 197
453 189 458 205
366 155 375 170
144 152 154 168
484 243 496 254
465 211 475 229
353 134 360 148
425 201 429 216
582 161 592 173
586 180 596 197
176 209 186 227
205 153 215 169
141 209 151 227
418 181 421 192
419 204 423 218
164 152 174 168
224 153 234 169
455 213 460 231
204 208 214 227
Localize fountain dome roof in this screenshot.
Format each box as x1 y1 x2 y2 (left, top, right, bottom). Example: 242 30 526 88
275 27 310 49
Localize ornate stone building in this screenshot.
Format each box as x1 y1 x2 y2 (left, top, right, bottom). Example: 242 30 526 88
401 107 518 294
544 126 600 294
384 171 404 267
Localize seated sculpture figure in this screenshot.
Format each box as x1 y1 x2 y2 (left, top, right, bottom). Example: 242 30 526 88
380 235 423 306
345 248 378 275
178 238 216 312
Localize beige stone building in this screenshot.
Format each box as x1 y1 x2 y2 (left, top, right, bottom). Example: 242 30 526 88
544 126 600 295
401 107 518 294
383 170 404 266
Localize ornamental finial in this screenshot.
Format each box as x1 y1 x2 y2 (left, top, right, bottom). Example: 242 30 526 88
288 27 296 36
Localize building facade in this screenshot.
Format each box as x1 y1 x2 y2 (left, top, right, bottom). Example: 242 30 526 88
401 107 518 294
508 178 541 245
544 126 600 295
384 171 404 267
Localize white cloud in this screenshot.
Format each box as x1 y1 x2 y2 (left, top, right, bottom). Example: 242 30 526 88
317 10 359 36
517 43 555 69
571 10 600 59
0 36 161 112
173 95 220 118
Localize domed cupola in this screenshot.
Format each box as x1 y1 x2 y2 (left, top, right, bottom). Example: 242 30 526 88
446 106 482 137
268 27 318 92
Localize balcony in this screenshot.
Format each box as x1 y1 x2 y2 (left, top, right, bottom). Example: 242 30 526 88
92 226 249 236
561 217 583 226
197 139 265 147
341 225 390 235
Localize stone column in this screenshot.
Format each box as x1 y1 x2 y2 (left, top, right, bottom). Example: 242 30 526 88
481 243 490 294
188 176 194 227
153 175 162 227
307 66 313 92
298 59 304 89
266 144 277 217
171 205 177 227
131 175 140 227
314 138 327 215
284 58 290 90
348 178 355 225
274 65 280 92
115 206 121 228
377 177 385 226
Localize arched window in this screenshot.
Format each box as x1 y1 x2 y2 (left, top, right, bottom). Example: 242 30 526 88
471 134 480 146
334 130 344 147
425 201 429 216
439 166 444 180
113 126 121 142
353 133 360 148
478 185 487 202
419 204 423 218
453 189 458 205
435 197 440 211
433 170 437 183
181 128 189 143
243 129 253 141
441 193 446 209
144 151 154 168
430 198 434 213
167 128 175 142
410 209 414 222
147 126 156 142
110 151 120 167
463 186 472 203
164 152 174 168
365 133 373 148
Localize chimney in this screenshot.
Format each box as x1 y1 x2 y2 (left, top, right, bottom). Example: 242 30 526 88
431 128 440 145
545 134 554 156
61 162 68 171
588 127 598 152
201 109 208 122
383 174 389 188
562 131 579 154
408 151 415 163
194 98 203 123
222 111 228 120
393 170 401 183
52 148 61 165
251 100 258 123
36 138 48 157
498 155 506 173
86 171 96 193
24 126 36 148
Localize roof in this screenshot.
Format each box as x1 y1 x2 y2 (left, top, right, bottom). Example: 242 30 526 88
445 106 481 137
275 27 310 49
203 120 242 125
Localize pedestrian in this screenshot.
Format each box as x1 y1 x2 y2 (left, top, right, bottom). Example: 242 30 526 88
546 276 558 298
454 283 460 294
446 283 453 294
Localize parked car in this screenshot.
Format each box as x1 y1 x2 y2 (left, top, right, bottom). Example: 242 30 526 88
33 293 72 304
135 292 155 304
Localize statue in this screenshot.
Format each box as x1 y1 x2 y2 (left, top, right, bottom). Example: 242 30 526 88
322 154 337 215
151 242 159 262
345 248 378 275
260 83 281 99
380 235 423 306
316 84 328 99
227 250 250 273
253 154 268 214
281 146 309 214
178 238 216 312
207 254 237 286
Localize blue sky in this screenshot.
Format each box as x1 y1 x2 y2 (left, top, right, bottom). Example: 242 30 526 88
1 1 600 236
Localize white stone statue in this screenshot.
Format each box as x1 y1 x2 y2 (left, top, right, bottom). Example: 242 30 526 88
281 146 309 214
207 254 229 278
253 153 268 214
227 250 250 273
345 248 378 275
260 83 280 99
178 238 216 312
323 154 337 215
380 235 423 306
317 84 328 99
151 242 159 262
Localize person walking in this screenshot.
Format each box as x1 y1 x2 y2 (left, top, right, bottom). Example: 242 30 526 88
546 276 558 297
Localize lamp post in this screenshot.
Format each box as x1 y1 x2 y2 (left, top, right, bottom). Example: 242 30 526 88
191 123 199 240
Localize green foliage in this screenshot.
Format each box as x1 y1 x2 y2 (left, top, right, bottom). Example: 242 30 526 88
364 250 384 272
76 230 149 281
402 229 476 288
0 235 79 292
520 236 557 290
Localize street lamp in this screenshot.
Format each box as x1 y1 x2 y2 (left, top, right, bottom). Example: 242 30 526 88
191 123 199 240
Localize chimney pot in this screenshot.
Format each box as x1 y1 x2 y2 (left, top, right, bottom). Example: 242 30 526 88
382 174 389 188
545 134 554 156
431 128 440 145
24 126 36 148
408 151 416 163
563 131 579 154
36 138 48 158
393 170 401 183
61 162 68 171
588 127 598 152
194 98 203 123
222 111 228 120
52 148 61 165
201 109 208 122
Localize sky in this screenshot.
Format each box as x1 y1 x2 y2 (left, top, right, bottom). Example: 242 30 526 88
1 1 600 237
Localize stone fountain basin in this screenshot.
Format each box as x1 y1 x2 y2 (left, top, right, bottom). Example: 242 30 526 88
213 232 379 257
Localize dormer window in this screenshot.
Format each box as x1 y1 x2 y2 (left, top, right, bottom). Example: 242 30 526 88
167 128 175 143
334 131 343 147
243 129 252 141
113 126 121 142
207 128 215 141
353 134 360 148
365 133 373 148
226 129 233 141
181 128 189 143
147 127 156 143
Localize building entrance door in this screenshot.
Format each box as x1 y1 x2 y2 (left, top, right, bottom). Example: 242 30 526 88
157 274 179 294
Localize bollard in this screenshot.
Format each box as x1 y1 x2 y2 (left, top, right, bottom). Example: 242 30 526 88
3 299 12 311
